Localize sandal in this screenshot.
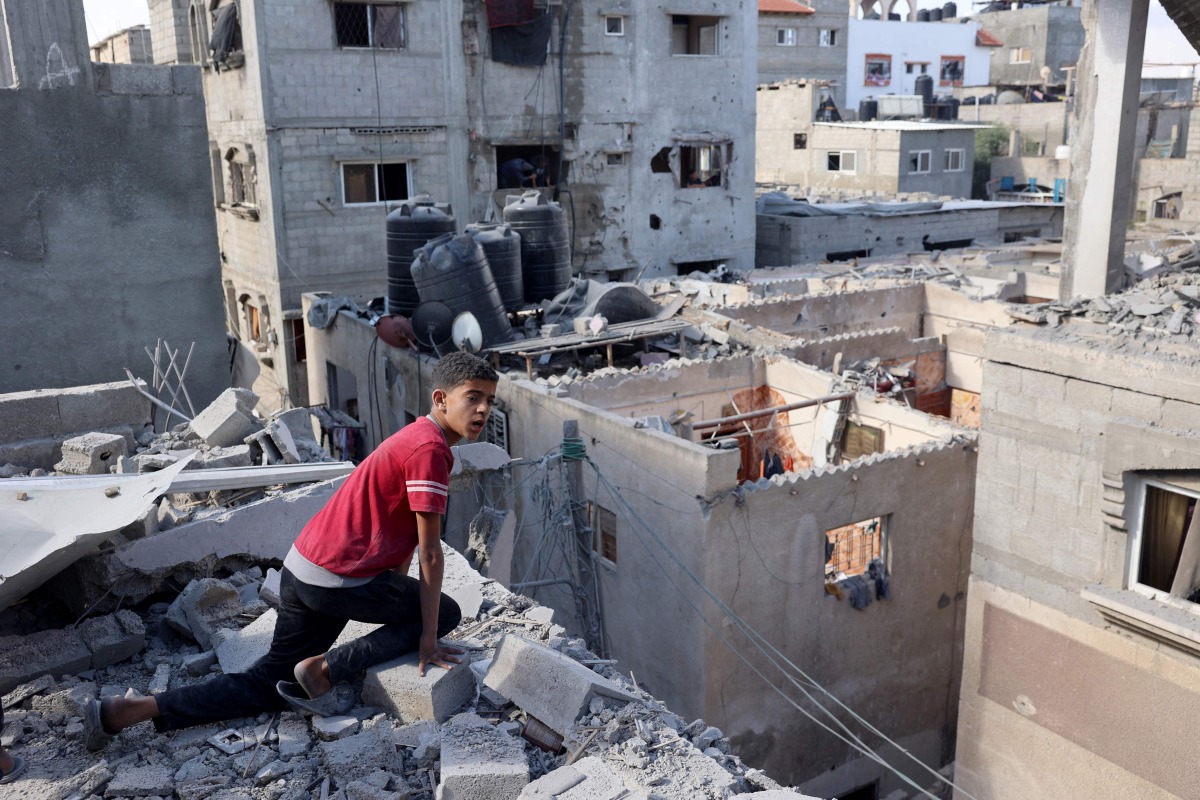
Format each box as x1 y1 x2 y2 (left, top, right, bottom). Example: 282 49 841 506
82 698 115 752
275 681 356 718
0 755 26 784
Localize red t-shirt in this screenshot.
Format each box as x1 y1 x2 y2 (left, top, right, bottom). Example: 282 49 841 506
294 417 451 578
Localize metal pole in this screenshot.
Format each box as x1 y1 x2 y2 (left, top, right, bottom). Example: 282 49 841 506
690 392 856 431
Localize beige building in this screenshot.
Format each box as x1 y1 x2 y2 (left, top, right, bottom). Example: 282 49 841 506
90 24 154 64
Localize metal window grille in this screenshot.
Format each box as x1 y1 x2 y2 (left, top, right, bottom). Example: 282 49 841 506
483 406 509 453
825 518 883 578
335 3 405 49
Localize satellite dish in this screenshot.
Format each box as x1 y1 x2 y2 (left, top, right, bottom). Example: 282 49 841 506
411 301 455 354
374 315 416 349
452 312 483 353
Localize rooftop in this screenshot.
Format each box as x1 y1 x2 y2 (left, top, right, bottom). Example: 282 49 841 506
757 0 815 15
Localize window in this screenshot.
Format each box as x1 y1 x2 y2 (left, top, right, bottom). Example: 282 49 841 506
680 143 728 188
944 148 965 172
908 150 931 174
1131 478 1200 603
290 318 307 363
241 297 262 343
341 161 410 205
825 517 886 579
818 28 836 47
334 2 405 49
864 54 891 86
605 15 624 36
224 147 257 206
939 55 964 86
670 15 720 56
826 150 857 173
1009 46 1031 64
776 28 796 46
209 144 225 205
483 406 509 454
793 133 808 150
606 152 626 166
590 502 617 565
841 422 883 461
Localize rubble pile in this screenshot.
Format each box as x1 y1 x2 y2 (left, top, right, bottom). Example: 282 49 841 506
0 550 818 800
839 358 915 400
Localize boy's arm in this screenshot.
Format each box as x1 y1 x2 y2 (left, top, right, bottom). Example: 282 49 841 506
415 510 462 676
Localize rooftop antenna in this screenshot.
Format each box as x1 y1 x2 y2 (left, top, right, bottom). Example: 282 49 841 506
411 301 456 356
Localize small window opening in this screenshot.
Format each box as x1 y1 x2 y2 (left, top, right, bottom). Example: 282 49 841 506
335 2 406 49
670 14 720 56
290 318 307 363
680 143 728 189
342 161 410 205
864 53 891 86
944 148 965 172
793 133 808 150
605 15 624 36
495 145 561 189
826 248 871 261
908 150 931 174
939 55 964 87
590 502 618 564
776 28 796 46
675 259 725 274
606 152 626 166
1009 46 1031 64
649 214 662 230
818 28 836 47
825 517 886 580
241 298 262 343
826 150 857 173
1137 480 1200 601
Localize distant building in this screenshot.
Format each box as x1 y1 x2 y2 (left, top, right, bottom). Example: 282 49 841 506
147 0 193 65
974 3 1084 90
757 0 848 108
89 24 153 64
758 81 982 198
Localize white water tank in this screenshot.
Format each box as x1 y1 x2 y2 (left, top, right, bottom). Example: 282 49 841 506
1054 145 1071 160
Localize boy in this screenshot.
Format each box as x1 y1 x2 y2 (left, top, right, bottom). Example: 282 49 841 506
85 352 499 747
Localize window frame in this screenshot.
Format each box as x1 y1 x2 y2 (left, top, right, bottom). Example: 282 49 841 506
339 160 412 206
776 27 796 46
944 148 965 172
864 53 891 87
818 28 836 47
939 55 965 87
908 149 932 175
604 15 625 36
670 14 721 56
793 132 808 150
826 150 857 174
334 1 407 50
1129 476 1200 605
678 141 731 189
824 515 888 581
589 501 618 567
1009 46 1031 65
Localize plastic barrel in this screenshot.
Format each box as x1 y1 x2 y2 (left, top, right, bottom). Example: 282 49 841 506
943 2 957 18
502 191 571 304
916 74 935 114
858 98 879 122
466 222 524 312
917 9 930 21
411 233 513 347
929 7 943 21
386 198 455 317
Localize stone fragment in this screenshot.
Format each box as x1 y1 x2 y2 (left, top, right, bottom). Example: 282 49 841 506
209 728 251 754
392 719 439 748
277 718 312 759
79 610 146 669
148 663 171 694
0 627 91 694
1 673 57 708
313 715 361 740
267 422 301 464
55 431 128 475
157 496 193 529
518 757 627 800
361 652 475 724
62 762 115 799
194 444 253 470
693 726 722 750
190 388 262 448
523 606 554 625
320 726 401 785
174 578 243 649
105 765 175 797
255 759 294 786
260 568 282 608
183 650 218 675
483 634 636 736
436 713 529 800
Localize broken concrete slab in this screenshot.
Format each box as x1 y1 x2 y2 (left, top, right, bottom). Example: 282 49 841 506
215 610 381 675
277 717 313 759
174 577 243 649
190 388 262 448
436 712 529 800
260 567 282 608
55 431 129 475
266 422 301 464
148 663 171 694
361 651 475 723
0 627 92 693
78 609 146 668
313 714 361 740
518 756 627 800
193 445 253 470
1 673 56 708
105 764 176 797
319 725 402 785
483 634 637 736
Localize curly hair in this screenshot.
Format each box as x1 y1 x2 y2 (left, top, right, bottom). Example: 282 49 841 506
431 351 499 392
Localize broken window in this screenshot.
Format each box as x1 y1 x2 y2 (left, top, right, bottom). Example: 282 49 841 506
670 15 720 56
335 2 406 49
494 146 562 190
1009 46 1031 64
793 133 808 150
341 161 410 205
290 318 307 363
939 55 964 86
944 148 965 172
207 2 243 70
650 147 673 173
590 502 617 565
604 15 624 36
679 143 728 189
224 147 257 206
1154 192 1182 220
189 2 210 69
241 297 262 343
826 150 857 173
606 152 626 166
776 28 796 46
908 150 931 175
841 422 884 461
818 28 836 47
864 54 890 86
209 144 225 205
825 517 886 580
1133 478 1200 603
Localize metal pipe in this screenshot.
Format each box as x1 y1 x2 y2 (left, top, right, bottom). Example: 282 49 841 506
510 578 576 591
124 369 193 422
691 392 855 431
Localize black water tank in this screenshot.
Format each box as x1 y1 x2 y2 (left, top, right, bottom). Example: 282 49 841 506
916 74 935 113
466 222 524 312
503 191 571 304
386 198 455 317
929 7 943 20
858 98 879 122
917 9 930 21
943 1 957 17
887 12 901 20
946 96 961 120
411 233 513 347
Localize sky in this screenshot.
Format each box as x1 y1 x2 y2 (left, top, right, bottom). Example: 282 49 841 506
81 0 1200 75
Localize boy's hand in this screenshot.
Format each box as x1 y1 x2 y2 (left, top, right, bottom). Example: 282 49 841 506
418 636 465 676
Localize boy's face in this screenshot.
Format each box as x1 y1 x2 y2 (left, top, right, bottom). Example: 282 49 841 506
434 379 497 444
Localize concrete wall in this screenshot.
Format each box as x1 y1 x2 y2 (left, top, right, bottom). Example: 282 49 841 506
955 327 1200 799
719 285 925 339
755 203 1065 267
978 5 1084 87
758 0 848 107
0 0 228 408
845 17 993 109
965 101 1071 149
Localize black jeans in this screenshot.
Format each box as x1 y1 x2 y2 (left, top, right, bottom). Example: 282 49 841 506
154 567 461 731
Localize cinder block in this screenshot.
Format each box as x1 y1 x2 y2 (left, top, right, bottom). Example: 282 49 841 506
190 388 262 447
105 764 175 797
361 651 475 723
170 578 242 649
55 431 128 474
319 726 401 785
0 628 91 693
78 609 146 669
436 713 529 800
482 635 636 736
194 444 253 469
519 757 624 800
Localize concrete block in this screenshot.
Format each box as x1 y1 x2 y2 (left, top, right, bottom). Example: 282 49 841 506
260 567 282 608
0 627 91 693
216 609 380 674
267 422 301 464
313 715 361 740
273 408 319 444
148 663 171 694
194 444 253 469
55 431 128 474
183 650 217 675
105 764 175 797
176 578 242 649
78 609 146 668
320 726 401 785
1 674 56 708
483 635 636 736
436 713 529 800
361 652 475 724
278 718 313 758
190 388 262 448
519 757 625 800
